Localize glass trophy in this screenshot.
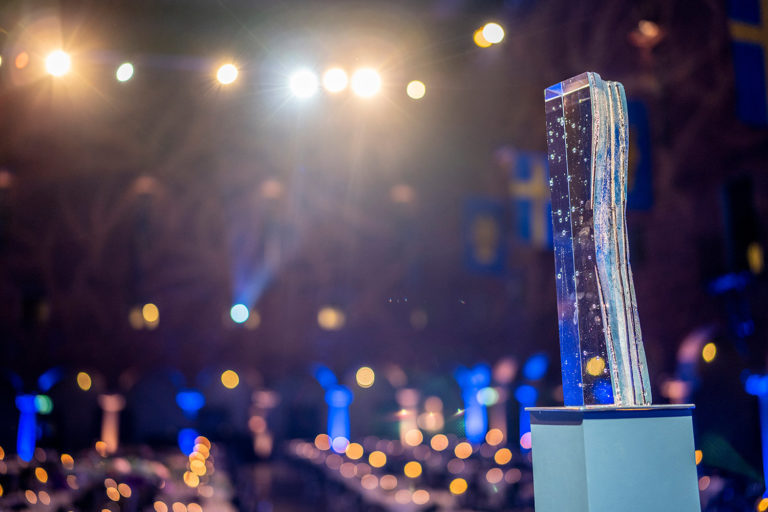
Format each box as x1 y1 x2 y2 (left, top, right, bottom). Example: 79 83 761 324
545 72 651 407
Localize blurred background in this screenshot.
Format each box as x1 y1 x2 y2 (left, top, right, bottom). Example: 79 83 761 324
0 0 766 510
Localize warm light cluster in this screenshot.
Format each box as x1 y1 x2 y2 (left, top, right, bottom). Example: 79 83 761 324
474 22 505 47
183 435 213 491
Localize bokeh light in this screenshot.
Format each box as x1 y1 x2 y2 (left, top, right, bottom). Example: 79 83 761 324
317 306 345 330
323 67 348 93
15 51 29 69
695 450 703 465
35 467 48 483
473 28 492 48
35 395 53 414
368 450 386 467
314 434 330 450
702 342 717 363
61 453 74 469
450 477 468 495
216 64 238 85
586 356 606 376
758 497 768 512
289 69 319 98
520 431 532 450
494 447 512 465
116 62 134 82
230 304 249 323
412 489 430 505
345 442 364 460
331 436 349 453
486 467 503 484
220 370 240 389
454 442 472 459
430 434 449 451
404 460 422 478
404 429 423 446
406 80 426 100
45 50 71 76
77 371 92 391
356 366 375 388
482 22 505 44
351 68 381 98
380 474 397 490
142 303 159 324
485 428 504 446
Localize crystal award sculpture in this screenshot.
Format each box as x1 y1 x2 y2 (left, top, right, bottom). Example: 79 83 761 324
545 72 651 407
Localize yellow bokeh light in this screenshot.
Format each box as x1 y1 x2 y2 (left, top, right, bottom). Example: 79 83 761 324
454 442 473 459
45 50 71 77
128 306 144 329
77 372 92 391
183 471 199 488
0 445 4 460
406 80 426 100
323 67 348 93
450 477 468 495
404 461 422 478
351 68 382 98
482 22 505 44
695 450 703 465
368 450 387 468
759 498 768 512
118 483 131 498
217 64 238 85
586 356 606 376
190 459 207 476
412 489 430 505
105 478 117 488
315 434 331 451
748 242 764 274
95 440 108 457
35 467 48 483
345 442 364 460
0 484 3 498
702 342 716 363
25 489 37 504
172 503 187 512
486 467 503 484
195 436 211 449
473 28 492 48
485 428 504 446
317 306 345 330
188 504 202 512
154 501 168 512
494 447 512 465
106 486 120 501
430 434 449 451
221 370 240 389
356 367 375 388
142 303 159 324
404 429 423 447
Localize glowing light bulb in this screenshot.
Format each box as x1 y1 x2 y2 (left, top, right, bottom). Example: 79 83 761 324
323 68 348 93
406 80 426 100
351 68 381 98
217 64 238 85
230 304 249 323
482 22 505 44
45 50 71 77
289 69 319 98
116 62 134 82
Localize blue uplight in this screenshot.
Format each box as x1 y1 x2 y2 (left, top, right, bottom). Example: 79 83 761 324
325 385 353 443
178 428 199 455
176 390 205 416
37 368 61 392
515 384 538 406
15 394 37 462
313 364 338 390
455 364 492 444
523 353 549 381
230 304 250 324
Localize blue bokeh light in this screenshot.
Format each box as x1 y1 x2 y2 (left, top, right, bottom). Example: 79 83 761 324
313 364 338 390
178 428 199 455
15 394 37 462
523 353 549 381
176 390 205 415
230 304 250 324
515 384 538 406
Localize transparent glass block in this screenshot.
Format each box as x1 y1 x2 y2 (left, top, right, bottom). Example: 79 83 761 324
545 72 652 407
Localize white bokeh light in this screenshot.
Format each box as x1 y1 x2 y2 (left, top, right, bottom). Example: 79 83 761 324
350 68 381 98
289 69 319 98
45 50 71 77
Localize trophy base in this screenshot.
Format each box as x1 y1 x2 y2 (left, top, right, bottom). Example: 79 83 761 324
526 405 700 512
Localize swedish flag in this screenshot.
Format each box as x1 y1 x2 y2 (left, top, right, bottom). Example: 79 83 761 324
729 0 768 125
507 151 553 249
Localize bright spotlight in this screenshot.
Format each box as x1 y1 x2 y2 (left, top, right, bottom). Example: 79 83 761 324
289 69 319 98
217 64 238 85
406 80 426 100
230 304 249 324
116 62 134 82
323 68 348 93
351 68 381 98
482 22 505 44
45 50 71 77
